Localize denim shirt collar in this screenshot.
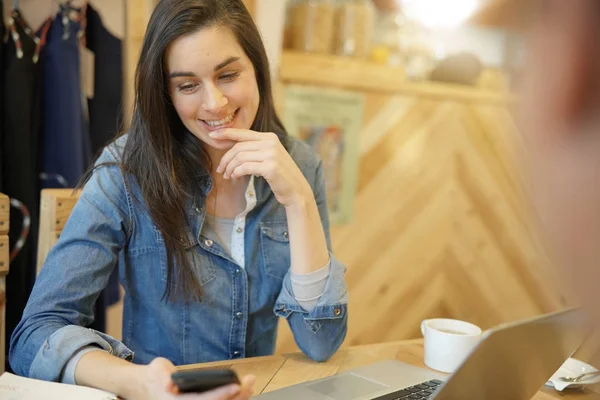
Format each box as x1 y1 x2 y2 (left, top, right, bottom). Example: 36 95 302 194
185 174 270 249
188 174 270 215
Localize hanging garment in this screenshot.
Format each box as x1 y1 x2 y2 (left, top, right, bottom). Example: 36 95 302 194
84 4 123 308
1 8 51 372
41 4 108 333
41 3 91 189
85 3 123 156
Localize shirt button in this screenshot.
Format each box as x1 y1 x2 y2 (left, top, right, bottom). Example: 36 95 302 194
247 191 255 198
205 239 213 247
235 269 241 275
236 227 243 233
194 205 205 213
236 312 243 319
334 308 341 316
283 231 288 239
233 351 241 357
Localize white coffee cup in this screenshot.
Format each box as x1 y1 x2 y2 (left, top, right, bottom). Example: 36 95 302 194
421 318 482 373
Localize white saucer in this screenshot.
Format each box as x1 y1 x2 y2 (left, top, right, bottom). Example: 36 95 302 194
546 358 600 391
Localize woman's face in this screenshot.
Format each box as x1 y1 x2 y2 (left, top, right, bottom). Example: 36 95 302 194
166 25 260 152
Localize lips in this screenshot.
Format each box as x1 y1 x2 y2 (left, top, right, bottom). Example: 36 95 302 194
201 109 238 128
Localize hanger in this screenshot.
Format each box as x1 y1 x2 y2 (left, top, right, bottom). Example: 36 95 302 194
56 0 86 41
51 0 63 14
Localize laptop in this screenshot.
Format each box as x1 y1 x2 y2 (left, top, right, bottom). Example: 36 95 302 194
255 308 588 400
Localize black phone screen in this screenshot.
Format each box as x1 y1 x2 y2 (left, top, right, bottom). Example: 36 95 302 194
172 368 240 393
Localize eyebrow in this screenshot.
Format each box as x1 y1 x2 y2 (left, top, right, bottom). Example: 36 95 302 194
169 71 197 79
168 56 241 79
214 56 240 71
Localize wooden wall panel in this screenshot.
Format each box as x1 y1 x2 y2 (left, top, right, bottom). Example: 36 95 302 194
275 91 565 353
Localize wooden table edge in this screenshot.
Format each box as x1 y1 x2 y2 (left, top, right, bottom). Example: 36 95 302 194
177 339 600 398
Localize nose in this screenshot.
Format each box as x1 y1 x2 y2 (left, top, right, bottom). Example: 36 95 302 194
202 83 228 112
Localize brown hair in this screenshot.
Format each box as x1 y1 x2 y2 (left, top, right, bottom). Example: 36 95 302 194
89 0 286 302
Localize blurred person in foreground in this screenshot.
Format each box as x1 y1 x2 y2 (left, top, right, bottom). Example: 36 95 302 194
523 0 600 325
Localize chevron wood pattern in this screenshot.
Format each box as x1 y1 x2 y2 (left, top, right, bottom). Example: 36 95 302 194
274 89 567 353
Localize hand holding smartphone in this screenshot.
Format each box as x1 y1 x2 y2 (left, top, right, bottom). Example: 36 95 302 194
171 368 240 394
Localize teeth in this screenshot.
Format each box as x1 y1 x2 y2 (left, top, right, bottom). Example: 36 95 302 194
205 112 235 128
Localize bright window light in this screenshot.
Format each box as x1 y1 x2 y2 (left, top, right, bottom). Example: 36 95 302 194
399 0 480 30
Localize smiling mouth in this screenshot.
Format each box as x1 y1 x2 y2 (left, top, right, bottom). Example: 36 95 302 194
201 109 239 129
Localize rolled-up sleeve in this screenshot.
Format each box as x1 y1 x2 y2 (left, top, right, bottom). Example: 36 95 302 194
274 160 348 362
9 147 134 380
60 345 108 385
33 327 132 383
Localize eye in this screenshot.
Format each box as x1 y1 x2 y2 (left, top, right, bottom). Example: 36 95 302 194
219 72 240 82
178 83 199 94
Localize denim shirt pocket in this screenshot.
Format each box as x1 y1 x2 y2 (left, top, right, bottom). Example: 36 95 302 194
260 221 291 280
155 226 217 287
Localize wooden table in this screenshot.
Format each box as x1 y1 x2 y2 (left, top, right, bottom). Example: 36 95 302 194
180 340 600 399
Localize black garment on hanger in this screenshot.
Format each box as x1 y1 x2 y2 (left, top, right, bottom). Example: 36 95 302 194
1 10 48 372
85 4 123 309
85 3 123 156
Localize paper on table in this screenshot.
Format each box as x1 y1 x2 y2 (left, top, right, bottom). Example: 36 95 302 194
0 372 117 400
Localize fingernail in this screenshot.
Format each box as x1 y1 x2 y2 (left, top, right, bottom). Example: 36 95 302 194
209 131 218 138
216 166 222 173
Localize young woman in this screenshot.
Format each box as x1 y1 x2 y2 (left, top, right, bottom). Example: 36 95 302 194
9 1 348 399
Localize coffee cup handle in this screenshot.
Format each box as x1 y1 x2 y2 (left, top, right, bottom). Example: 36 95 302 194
421 320 428 337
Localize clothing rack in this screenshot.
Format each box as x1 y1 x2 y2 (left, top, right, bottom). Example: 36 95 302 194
0 0 125 372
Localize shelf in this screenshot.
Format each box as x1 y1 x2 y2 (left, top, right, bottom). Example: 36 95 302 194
279 51 514 104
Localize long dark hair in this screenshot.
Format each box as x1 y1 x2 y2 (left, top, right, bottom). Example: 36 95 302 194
88 0 286 302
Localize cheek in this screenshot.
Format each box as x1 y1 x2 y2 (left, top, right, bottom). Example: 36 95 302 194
244 84 260 126
228 77 259 113
172 95 200 120
251 85 260 112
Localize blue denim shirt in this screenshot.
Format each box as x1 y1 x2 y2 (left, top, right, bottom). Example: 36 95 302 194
9 135 348 381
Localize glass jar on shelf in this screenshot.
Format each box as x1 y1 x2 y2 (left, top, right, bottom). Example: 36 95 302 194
396 14 435 80
290 0 337 54
334 0 375 58
369 8 403 65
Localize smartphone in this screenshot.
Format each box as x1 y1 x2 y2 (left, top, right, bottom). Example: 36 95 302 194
171 368 240 393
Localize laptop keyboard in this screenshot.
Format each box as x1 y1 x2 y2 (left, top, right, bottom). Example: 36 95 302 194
374 379 444 400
